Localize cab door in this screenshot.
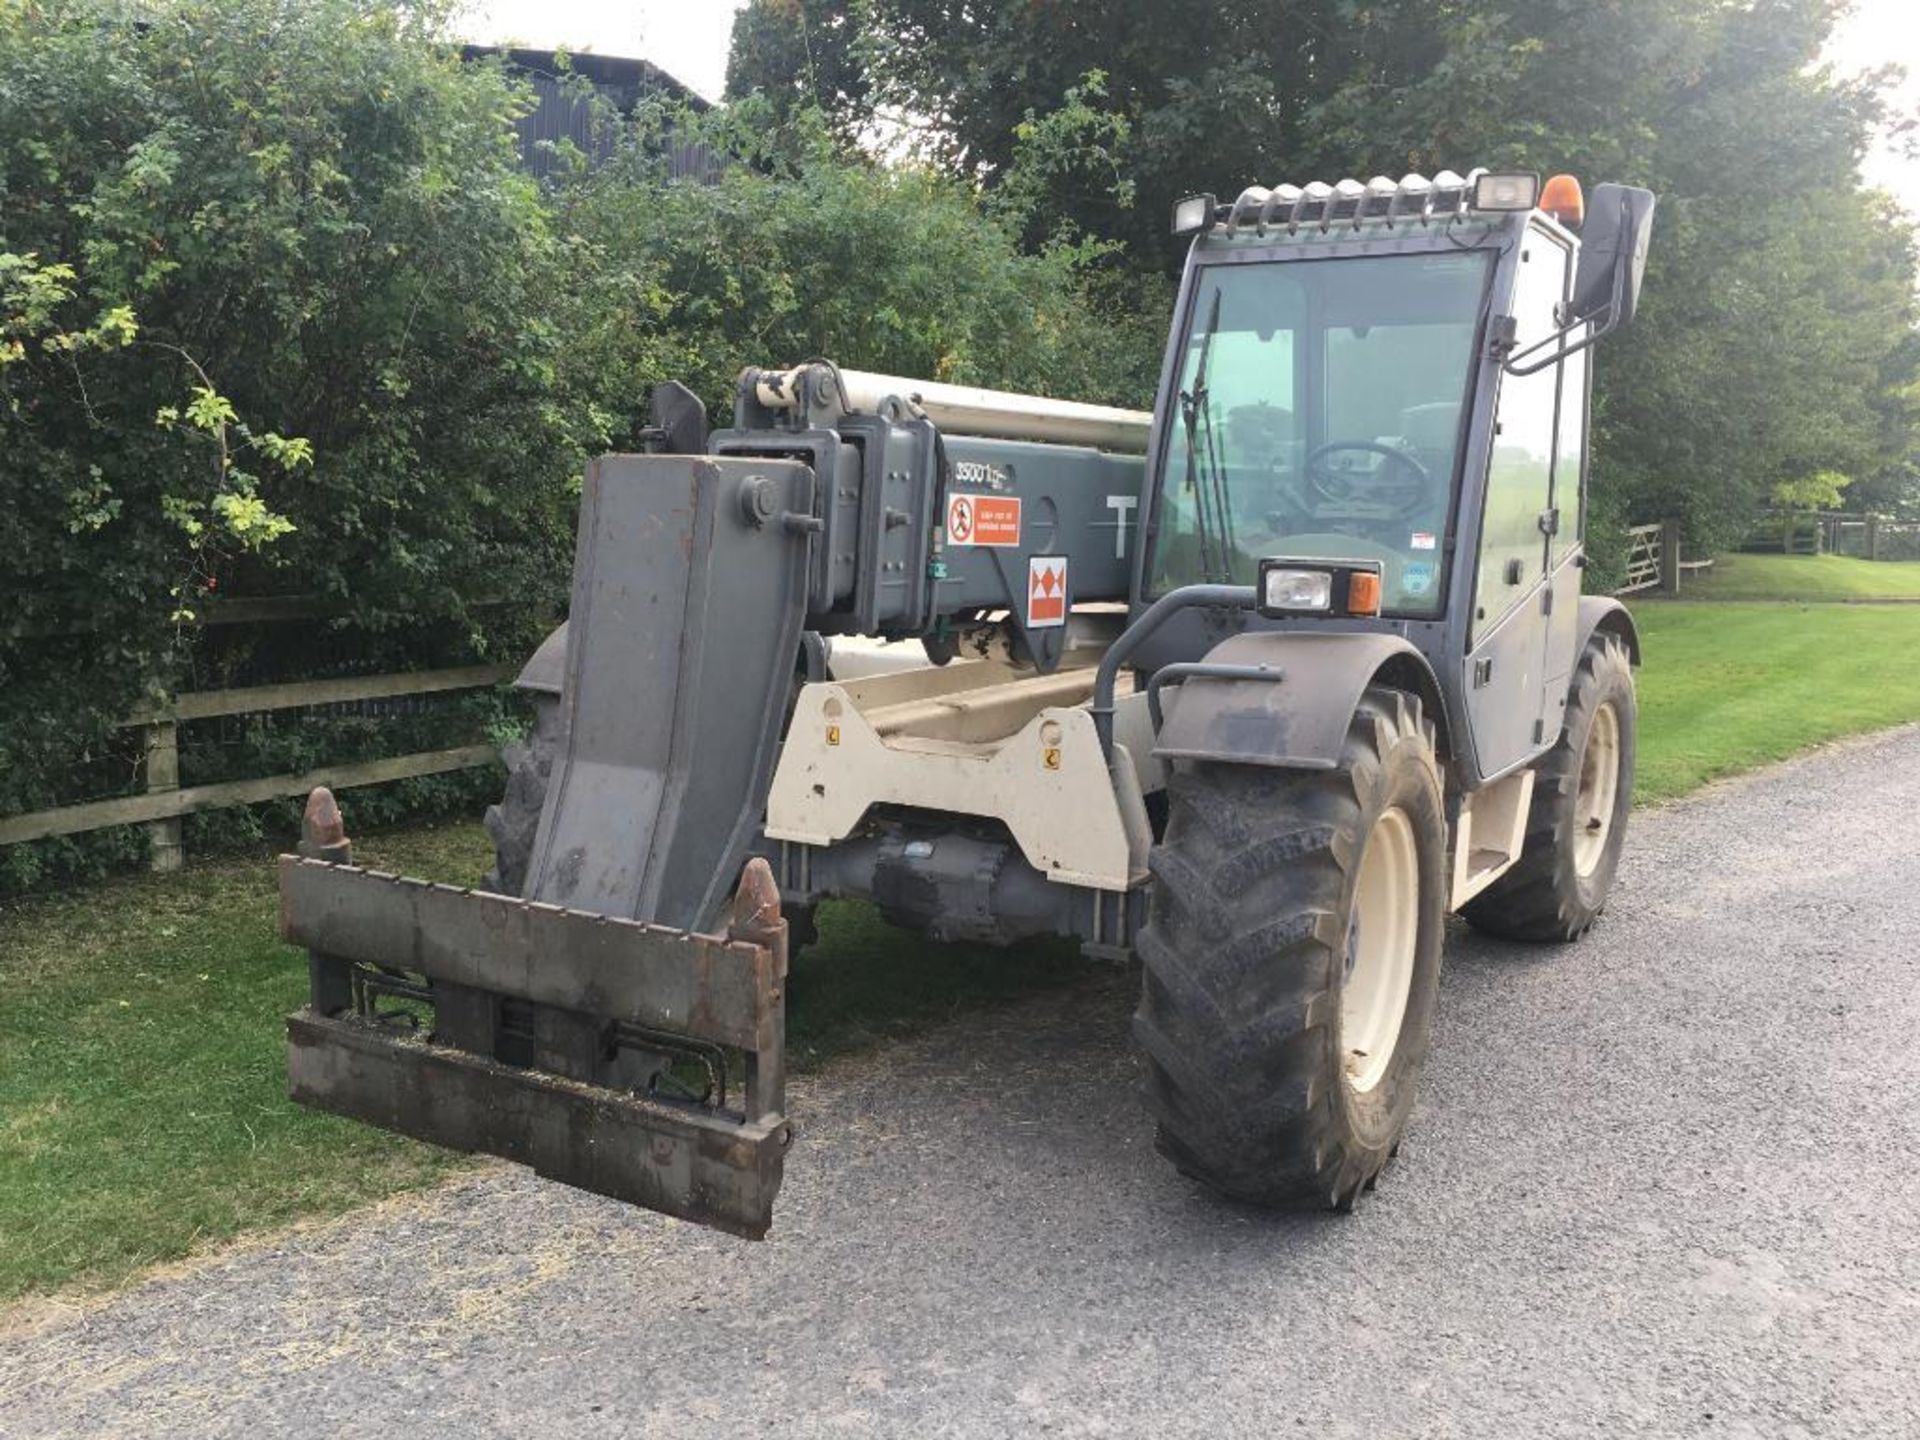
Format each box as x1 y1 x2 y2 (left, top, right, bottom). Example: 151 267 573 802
1540 280 1590 737
1465 226 1574 777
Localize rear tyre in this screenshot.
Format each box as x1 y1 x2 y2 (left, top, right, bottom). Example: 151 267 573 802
480 692 819 962
478 694 672 1090
1462 633 1636 942
482 692 562 897
1134 687 1447 1209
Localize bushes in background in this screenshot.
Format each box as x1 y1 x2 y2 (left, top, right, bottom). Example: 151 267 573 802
0 0 1163 891
1 0 591 868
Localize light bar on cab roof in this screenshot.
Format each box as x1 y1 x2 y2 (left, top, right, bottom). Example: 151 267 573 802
1200 166 1554 237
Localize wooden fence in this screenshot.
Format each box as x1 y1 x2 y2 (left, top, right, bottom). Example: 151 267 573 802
0 511 1748 873
1748 510 1920 560
1 599 515 872
1616 518 1699 595
1816 511 1920 561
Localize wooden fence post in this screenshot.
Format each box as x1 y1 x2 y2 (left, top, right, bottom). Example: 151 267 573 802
1659 518 1682 595
145 720 183 873
1868 513 1882 562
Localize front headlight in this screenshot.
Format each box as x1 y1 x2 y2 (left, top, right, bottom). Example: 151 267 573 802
1257 557 1386 618
1262 567 1333 613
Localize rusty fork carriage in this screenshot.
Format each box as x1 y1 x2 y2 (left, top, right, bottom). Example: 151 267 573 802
282 789 791 1240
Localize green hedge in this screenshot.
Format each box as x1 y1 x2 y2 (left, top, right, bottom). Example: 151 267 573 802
0 1 1167 893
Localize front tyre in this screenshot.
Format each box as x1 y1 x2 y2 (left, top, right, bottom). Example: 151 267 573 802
1462 633 1636 942
1134 687 1448 1209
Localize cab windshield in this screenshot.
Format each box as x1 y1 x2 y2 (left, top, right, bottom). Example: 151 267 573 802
1150 250 1492 615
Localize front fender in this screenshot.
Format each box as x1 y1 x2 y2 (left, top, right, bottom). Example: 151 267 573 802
1153 630 1446 770
1577 595 1642 665
513 621 569 695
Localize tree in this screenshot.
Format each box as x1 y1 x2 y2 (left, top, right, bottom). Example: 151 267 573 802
740 0 1920 558
554 97 1167 420
1773 470 1853 511
1568 1 1918 551
854 0 1435 255
726 0 875 144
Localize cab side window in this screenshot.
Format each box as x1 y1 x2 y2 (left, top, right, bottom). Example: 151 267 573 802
1553 320 1589 566
1473 232 1572 639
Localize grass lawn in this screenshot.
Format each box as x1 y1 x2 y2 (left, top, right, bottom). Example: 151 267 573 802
0 823 1085 1301
1631 601 1920 800
1681 551 1920 602
4 596 1919 1302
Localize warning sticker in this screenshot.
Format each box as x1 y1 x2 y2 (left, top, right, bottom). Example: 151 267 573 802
946 493 1021 547
1028 555 1067 628
1410 530 1437 551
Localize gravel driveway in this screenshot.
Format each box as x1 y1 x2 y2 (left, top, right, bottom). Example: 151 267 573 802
6 727 1920 1439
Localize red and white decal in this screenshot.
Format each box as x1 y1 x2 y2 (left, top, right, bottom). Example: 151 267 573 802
1027 555 1067 628
946 493 1021 547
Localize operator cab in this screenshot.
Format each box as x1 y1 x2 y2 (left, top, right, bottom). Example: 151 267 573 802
1144 168 1654 782
1150 245 1488 614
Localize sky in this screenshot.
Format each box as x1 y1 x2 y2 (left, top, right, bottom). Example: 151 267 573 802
1824 0 1920 210
462 0 747 99
462 0 1920 213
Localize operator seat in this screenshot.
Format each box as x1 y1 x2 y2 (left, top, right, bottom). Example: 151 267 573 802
1399 400 1460 471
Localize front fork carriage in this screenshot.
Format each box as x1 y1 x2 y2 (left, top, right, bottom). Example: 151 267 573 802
281 789 791 1240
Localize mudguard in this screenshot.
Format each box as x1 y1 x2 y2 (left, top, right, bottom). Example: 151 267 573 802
1576 594 1642 665
1153 630 1446 770
513 621 568 695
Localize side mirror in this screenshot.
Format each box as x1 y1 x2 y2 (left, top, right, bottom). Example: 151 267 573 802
1571 184 1656 326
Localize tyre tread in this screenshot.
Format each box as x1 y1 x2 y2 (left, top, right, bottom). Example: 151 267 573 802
1462 634 1635 942
1134 687 1440 1210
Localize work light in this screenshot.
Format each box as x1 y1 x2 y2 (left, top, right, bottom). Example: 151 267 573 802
1171 193 1217 236
1470 172 1541 212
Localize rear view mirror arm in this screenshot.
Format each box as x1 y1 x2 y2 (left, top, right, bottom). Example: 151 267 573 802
1502 253 1629 377
1501 308 1617 376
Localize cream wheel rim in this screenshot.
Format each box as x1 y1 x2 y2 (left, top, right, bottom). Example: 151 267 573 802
1573 702 1621 878
1343 806 1419 1095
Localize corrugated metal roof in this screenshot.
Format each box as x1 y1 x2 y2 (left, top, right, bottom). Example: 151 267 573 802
462 46 714 181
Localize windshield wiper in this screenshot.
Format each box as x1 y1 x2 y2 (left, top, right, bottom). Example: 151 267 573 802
1179 288 1237 583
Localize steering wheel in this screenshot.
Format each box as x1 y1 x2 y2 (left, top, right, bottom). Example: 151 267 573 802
1304 441 1431 513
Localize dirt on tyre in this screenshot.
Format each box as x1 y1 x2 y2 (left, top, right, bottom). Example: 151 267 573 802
482 690 820 958
1462 633 1636 942
483 692 562 897
1134 686 1447 1210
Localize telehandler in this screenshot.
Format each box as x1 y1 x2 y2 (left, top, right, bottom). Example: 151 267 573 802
280 169 1656 1238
